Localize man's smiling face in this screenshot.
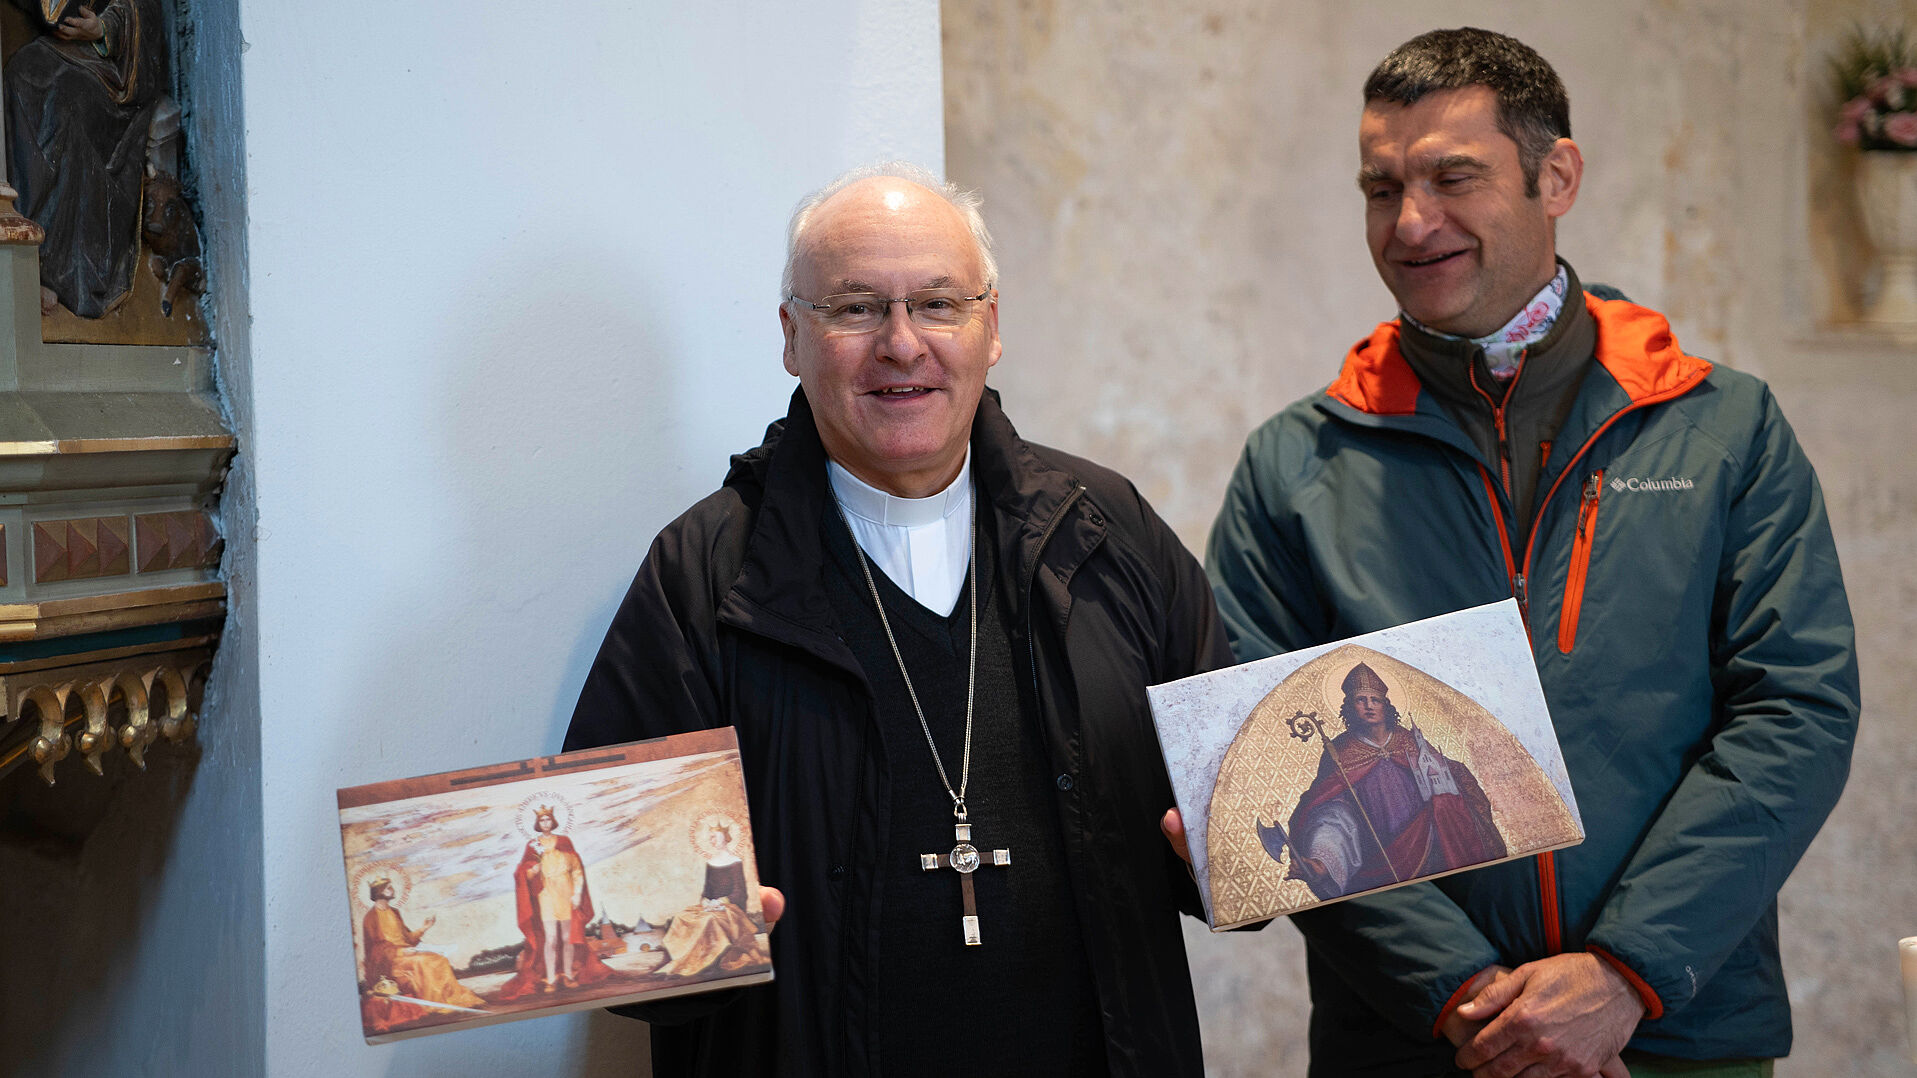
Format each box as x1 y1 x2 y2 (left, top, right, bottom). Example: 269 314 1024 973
1359 85 1574 338
780 177 1000 498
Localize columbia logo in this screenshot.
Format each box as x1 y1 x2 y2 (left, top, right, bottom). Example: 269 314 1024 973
1609 475 1695 493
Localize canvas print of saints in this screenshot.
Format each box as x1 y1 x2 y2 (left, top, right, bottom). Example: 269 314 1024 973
336 727 773 1043
1148 600 1584 929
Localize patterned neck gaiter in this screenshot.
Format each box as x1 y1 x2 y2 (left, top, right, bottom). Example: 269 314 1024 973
1403 264 1570 382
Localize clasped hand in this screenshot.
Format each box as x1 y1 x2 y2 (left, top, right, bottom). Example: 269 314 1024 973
1444 953 1644 1078
1160 806 1638 1078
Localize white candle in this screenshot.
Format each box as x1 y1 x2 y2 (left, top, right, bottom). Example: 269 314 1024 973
1902 935 1917 1064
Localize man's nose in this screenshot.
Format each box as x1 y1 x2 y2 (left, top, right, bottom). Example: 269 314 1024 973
875 301 927 362
1395 188 1443 247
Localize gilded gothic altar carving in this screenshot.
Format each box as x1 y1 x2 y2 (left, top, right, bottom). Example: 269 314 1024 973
0 2 228 786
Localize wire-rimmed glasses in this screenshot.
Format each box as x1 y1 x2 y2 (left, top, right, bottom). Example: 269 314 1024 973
786 287 991 334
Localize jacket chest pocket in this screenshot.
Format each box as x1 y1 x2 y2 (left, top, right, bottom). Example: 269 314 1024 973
1546 452 1724 661
1558 470 1604 653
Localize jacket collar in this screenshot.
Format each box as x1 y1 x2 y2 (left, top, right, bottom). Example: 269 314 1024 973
970 390 1091 595
1397 261 1595 421
1323 283 1712 429
717 387 1093 655
712 390 843 659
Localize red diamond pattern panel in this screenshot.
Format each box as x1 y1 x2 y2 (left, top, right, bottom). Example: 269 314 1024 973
31 517 137 583
134 510 219 574
98 517 129 576
34 521 69 583
136 514 167 572
67 518 98 578
163 513 196 570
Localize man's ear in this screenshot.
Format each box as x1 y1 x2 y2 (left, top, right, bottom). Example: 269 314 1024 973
985 291 1002 368
1539 137 1583 220
780 303 800 376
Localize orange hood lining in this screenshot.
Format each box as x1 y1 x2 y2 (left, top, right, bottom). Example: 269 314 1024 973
1326 294 1713 416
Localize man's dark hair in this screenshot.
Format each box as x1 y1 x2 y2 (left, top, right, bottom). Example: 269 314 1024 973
1363 27 1571 197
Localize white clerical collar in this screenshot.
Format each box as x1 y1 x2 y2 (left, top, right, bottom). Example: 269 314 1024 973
827 451 973 615
827 451 972 529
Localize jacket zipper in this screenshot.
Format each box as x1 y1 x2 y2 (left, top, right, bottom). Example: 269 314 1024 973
1477 464 1559 951
1467 352 1525 501
1557 470 1604 654
1536 850 1562 954
1469 350 1531 612
1476 468 1524 619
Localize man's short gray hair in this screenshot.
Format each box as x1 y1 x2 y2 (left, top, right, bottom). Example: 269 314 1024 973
780 161 999 300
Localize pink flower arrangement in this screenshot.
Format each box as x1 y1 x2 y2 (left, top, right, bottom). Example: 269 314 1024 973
1832 27 1917 151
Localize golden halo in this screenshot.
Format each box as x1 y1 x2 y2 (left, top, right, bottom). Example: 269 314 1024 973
353 861 414 909
689 812 741 856
515 790 575 841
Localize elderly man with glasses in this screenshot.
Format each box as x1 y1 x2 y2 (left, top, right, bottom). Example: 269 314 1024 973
564 163 1231 1078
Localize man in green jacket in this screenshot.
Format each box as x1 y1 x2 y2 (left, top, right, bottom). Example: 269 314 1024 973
1207 28 1858 1078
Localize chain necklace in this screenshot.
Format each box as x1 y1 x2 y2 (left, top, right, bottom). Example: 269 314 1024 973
834 484 977 812
833 480 1010 946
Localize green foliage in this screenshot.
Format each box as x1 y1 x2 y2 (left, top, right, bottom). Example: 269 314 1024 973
1830 23 1915 100
1830 23 1917 151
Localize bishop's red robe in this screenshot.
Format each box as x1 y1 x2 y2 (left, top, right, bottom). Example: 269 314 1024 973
1285 724 1506 899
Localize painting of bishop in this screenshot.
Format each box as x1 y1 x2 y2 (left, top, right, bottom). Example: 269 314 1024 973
1272 661 1505 900
1203 643 1582 926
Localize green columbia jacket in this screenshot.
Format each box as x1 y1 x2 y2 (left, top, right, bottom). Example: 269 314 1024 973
1206 293 1858 1070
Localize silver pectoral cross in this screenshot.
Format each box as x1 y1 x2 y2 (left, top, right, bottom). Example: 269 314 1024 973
919 814 1010 945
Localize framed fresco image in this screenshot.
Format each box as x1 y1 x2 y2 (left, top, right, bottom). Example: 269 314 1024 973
1150 600 1584 930
336 727 773 1043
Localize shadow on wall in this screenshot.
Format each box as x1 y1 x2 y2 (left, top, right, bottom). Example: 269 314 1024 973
333 246 686 1075
0 743 201 1078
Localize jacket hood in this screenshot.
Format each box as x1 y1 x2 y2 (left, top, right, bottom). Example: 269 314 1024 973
1327 294 1713 417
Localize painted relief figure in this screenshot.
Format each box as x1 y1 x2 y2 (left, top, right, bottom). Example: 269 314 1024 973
6 0 167 316
1264 661 1506 901
659 815 769 977
4 0 205 344
360 875 487 1020
499 804 612 999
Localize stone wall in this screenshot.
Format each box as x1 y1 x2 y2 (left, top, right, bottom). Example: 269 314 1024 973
945 2 1917 1073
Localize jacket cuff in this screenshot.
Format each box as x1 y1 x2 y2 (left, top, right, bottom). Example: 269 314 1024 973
1430 965 1499 1039
1587 945 1664 1020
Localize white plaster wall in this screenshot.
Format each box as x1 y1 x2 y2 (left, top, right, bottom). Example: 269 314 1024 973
239 2 942 1074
